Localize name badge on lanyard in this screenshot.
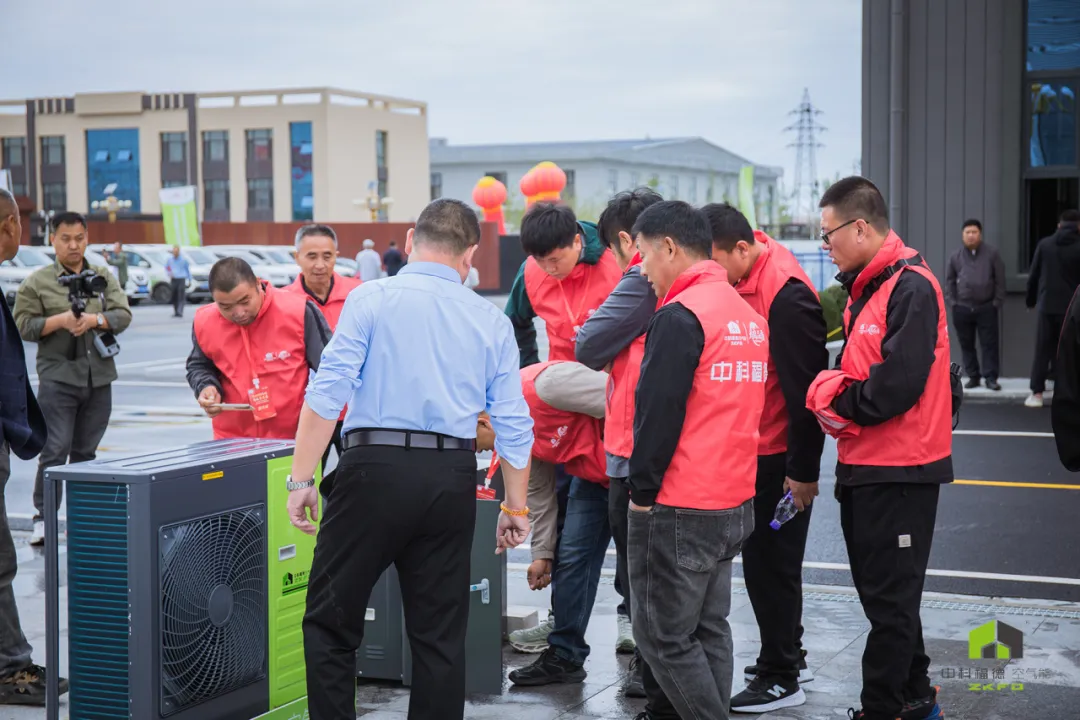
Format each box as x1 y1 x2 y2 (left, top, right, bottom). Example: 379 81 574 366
557 271 593 344
241 328 278 422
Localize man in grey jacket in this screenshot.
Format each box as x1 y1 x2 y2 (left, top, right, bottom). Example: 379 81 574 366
946 219 1005 391
575 187 663 702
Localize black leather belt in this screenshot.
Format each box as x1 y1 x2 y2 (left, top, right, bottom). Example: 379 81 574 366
342 429 476 452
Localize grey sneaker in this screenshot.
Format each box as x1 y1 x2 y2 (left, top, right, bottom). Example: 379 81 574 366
508 615 554 653
616 614 636 654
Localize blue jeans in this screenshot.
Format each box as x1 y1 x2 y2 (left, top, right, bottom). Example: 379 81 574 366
547 477 611 666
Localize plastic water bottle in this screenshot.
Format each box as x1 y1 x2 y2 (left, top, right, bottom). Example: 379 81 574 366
769 492 799 530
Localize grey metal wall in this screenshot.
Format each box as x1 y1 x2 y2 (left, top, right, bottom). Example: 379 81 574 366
862 0 1033 376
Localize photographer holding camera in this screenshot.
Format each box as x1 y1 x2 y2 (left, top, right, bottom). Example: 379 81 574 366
14 212 131 546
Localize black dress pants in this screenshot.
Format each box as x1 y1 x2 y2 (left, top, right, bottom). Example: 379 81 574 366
742 453 813 683
1031 312 1065 393
839 482 940 720
303 444 477 720
953 304 999 382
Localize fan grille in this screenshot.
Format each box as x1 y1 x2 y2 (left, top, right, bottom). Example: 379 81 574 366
159 505 267 716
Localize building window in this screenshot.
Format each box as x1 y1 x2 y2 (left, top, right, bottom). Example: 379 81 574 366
670 175 679 199
246 129 272 162
431 172 443 200
377 179 388 221
608 169 618 195
10 182 26 197
41 136 64 166
247 178 273 210
564 170 576 201
205 179 230 212
1029 80 1077 167
162 180 187 189
1027 0 1080 72
376 130 388 169
689 176 698 204
162 132 186 164
484 171 507 186
86 128 140 211
2 138 25 167
42 182 66 212
203 131 228 163
289 122 313 221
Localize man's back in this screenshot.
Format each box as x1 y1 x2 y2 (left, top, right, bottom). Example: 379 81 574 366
1028 222 1080 315
357 249 382 281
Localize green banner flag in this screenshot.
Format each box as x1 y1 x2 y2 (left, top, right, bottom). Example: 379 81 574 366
159 186 201 247
737 165 758 230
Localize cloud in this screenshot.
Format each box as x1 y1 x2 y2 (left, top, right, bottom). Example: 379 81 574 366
6 0 862 188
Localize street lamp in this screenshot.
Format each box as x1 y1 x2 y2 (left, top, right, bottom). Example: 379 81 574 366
91 195 133 223
352 182 393 222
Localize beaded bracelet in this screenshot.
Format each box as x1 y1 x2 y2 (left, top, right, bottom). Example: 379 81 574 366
500 503 529 517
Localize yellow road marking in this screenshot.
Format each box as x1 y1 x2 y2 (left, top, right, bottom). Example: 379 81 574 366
954 479 1080 490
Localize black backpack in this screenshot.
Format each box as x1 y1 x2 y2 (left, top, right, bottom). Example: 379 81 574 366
841 255 963 427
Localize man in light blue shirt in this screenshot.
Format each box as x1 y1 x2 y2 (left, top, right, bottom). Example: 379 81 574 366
164 245 191 318
287 198 534 720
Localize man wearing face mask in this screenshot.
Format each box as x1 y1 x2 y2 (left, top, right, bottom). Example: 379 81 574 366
704 204 827 714
504 202 622 367
186 257 331 440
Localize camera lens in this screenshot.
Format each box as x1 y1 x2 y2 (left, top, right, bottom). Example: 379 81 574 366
88 275 109 293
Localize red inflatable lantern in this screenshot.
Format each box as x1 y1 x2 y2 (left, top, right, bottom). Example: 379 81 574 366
531 161 566 203
519 169 540 207
472 175 508 234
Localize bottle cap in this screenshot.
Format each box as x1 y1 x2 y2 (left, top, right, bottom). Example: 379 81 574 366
769 519 782 530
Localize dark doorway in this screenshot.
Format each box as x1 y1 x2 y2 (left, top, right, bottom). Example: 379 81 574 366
1026 176 1080 268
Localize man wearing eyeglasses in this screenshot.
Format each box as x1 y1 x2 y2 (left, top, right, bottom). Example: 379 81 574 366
808 177 952 720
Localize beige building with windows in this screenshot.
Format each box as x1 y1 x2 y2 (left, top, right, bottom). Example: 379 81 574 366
0 87 430 223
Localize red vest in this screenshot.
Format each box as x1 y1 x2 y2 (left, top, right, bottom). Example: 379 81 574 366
734 232 820 456
521 362 607 484
604 253 648 461
282 272 361 331
655 262 769 510
838 231 952 466
193 282 310 441
524 250 622 362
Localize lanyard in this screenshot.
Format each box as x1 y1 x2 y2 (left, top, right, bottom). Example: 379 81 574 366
239 327 262 387
555 269 593 330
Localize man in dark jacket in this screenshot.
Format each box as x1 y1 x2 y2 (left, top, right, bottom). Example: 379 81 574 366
1053 284 1080 470
946 219 1005 391
1025 210 1080 407
382 240 405 277
0 188 68 705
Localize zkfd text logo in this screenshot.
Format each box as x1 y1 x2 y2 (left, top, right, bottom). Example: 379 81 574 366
969 620 1023 660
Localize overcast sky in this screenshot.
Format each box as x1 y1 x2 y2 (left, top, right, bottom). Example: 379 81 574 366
8 0 861 203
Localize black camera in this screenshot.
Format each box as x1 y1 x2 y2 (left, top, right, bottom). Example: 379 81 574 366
58 269 109 317
57 268 120 358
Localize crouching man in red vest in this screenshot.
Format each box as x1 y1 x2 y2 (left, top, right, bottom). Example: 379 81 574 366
629 201 769 720
704 204 828 714
186 257 332 440
809 177 952 720
283 224 361 464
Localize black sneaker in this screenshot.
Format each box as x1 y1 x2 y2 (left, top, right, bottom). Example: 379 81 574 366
985 379 1002 391
743 648 814 684
731 675 805 714
901 686 944 720
623 651 646 698
965 377 981 389
508 647 586 686
0 664 69 706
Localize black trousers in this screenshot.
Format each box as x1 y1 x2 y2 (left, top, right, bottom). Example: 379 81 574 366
742 453 812 683
953 304 999 382
1031 312 1065 393
170 278 187 316
303 444 477 720
840 482 940 720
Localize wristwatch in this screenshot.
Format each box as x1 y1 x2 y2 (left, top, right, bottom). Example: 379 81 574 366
96 313 104 327
285 475 315 491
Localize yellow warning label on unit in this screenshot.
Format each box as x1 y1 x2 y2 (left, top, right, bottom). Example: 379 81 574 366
202 470 224 481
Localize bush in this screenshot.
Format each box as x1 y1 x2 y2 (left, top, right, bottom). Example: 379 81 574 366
820 284 849 341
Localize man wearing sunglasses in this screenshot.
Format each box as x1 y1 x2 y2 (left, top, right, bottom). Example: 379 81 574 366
808 177 951 720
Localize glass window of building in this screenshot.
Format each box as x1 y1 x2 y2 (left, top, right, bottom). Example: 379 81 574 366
431 172 443 200
565 170 576 201
203 131 228 163
670 175 679 199
246 129 272 162
41 136 64 166
205 179 230 211
689 176 698 204
247 178 273 210
2 138 25 167
1027 0 1080 71
376 130 388 168
289 122 313 221
484 171 507 186
162 133 187 164
43 182 66 211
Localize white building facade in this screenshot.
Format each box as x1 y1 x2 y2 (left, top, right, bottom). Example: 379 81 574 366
430 137 782 227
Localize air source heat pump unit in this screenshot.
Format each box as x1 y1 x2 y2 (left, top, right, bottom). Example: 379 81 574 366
45 439 320 720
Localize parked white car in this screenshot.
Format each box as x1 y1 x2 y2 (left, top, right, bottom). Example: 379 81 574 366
90 244 180 305
207 248 294 288
0 247 52 307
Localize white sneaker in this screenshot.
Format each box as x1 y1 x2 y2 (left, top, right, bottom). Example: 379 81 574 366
1025 393 1044 408
508 615 554 653
616 614 636 654
30 521 45 547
